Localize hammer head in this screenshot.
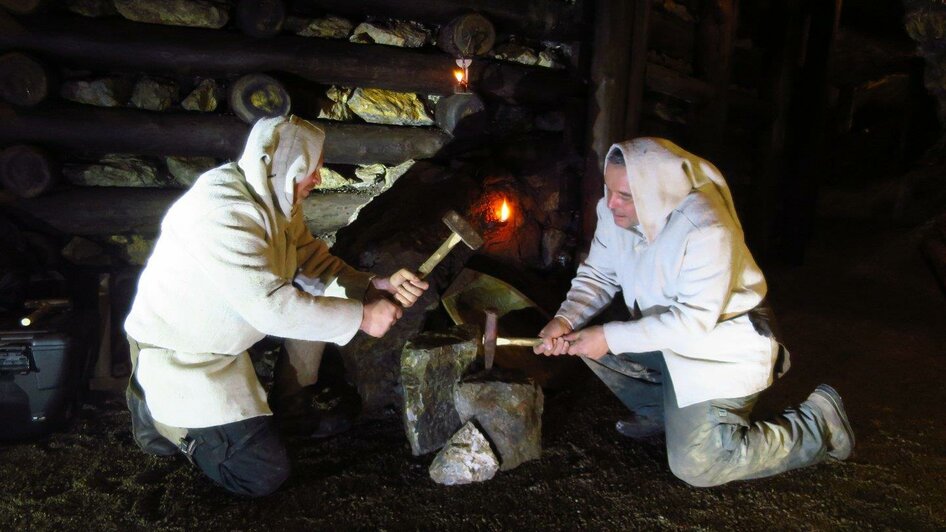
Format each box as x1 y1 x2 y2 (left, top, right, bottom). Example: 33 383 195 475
482 308 498 370
443 210 483 250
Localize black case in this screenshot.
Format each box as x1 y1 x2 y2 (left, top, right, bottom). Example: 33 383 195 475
0 309 97 440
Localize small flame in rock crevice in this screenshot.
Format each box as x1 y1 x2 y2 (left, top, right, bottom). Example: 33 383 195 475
498 198 511 223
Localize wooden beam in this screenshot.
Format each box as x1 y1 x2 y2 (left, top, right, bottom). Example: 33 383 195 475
582 0 635 246
624 0 652 137
694 0 737 158
5 186 181 236
0 103 451 165
0 13 581 105
290 0 585 41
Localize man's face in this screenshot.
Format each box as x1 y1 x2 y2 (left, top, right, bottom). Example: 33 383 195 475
604 164 638 229
293 152 324 204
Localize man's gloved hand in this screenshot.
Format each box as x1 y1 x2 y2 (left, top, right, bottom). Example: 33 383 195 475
359 298 402 337
534 316 572 356
368 269 429 307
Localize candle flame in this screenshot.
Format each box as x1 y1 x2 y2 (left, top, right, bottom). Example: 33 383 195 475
498 198 511 222
454 69 465 83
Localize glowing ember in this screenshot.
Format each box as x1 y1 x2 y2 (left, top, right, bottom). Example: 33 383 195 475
454 69 465 83
498 198 511 222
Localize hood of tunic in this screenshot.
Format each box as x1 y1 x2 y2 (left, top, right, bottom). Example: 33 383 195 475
604 137 741 242
237 115 326 220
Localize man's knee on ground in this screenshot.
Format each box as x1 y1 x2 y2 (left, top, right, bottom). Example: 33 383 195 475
218 453 291 497
666 437 733 488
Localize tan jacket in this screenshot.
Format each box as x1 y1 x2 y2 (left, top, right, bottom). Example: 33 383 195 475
125 117 371 427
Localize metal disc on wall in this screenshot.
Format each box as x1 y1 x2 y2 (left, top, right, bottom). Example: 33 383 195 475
228 73 291 124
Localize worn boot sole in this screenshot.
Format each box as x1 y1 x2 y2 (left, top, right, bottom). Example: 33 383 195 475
809 384 855 461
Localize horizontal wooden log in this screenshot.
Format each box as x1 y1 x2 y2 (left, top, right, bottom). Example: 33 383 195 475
291 0 584 41
228 72 291 124
6 186 181 235
645 62 769 119
236 0 286 38
0 143 57 198
0 103 451 164
0 51 50 106
0 13 581 104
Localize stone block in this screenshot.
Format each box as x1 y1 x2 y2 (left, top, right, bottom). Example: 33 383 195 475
429 421 499 485
401 324 478 455
454 376 543 470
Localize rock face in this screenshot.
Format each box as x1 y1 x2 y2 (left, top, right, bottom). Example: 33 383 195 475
291 15 353 39
63 155 166 187
113 0 229 29
65 0 117 17
905 1 946 126
350 20 429 48
454 377 543 470
61 78 131 107
318 86 353 121
130 77 178 111
428 422 499 485
165 156 215 187
401 325 479 455
348 88 434 127
181 79 220 112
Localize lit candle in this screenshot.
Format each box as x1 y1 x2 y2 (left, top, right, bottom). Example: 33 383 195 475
496 198 511 223
453 69 467 93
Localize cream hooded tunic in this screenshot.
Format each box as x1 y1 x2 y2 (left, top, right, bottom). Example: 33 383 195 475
556 138 777 407
125 116 372 428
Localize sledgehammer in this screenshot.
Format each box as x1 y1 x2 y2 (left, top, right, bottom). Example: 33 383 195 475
481 309 543 370
416 210 483 279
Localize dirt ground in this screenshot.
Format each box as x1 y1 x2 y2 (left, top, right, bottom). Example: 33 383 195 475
1 218 945 531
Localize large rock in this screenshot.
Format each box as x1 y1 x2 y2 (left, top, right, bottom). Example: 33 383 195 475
429 422 499 485
290 15 353 39
348 88 434 127
60 78 131 107
492 43 539 66
181 79 221 112
61 236 110 266
63 154 167 187
106 234 155 265
454 377 543 470
301 189 377 236
65 0 117 17
401 325 479 455
113 0 229 29
318 86 353 121
130 77 178 111
316 166 358 190
165 156 216 187
350 20 429 48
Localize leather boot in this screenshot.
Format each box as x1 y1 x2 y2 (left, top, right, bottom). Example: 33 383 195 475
126 388 179 456
806 384 855 460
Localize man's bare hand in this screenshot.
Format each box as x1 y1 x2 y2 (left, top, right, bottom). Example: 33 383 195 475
534 316 572 356
370 269 429 307
564 325 610 360
359 298 403 337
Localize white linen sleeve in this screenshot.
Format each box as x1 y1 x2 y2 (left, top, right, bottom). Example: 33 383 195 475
601 224 734 355
178 204 364 345
290 211 373 301
556 202 622 329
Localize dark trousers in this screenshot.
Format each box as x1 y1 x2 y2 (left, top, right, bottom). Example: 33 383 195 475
126 336 290 497
186 417 290 497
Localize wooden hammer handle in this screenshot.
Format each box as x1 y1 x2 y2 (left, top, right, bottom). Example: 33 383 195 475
496 337 544 347
417 231 462 279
